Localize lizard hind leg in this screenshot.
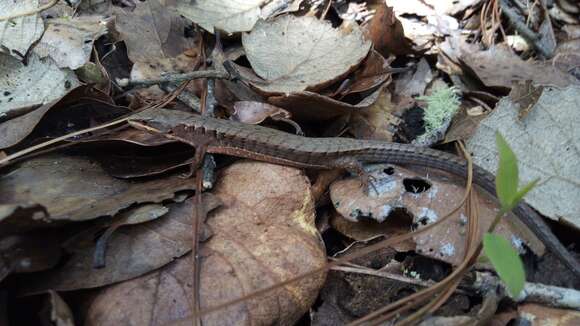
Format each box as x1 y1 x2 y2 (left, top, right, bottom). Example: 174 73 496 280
329 157 379 195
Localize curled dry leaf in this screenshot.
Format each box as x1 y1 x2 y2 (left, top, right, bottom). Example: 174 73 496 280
242 15 371 94
33 16 111 69
0 155 196 224
338 49 393 97
0 53 79 120
364 3 412 57
19 197 219 293
84 162 326 325
268 85 384 121
0 0 45 59
232 101 291 124
329 165 544 266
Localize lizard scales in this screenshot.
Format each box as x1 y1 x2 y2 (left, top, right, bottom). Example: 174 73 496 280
131 113 580 277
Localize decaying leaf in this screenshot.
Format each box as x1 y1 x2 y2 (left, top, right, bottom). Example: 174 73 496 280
329 165 544 266
0 53 79 120
0 0 45 59
242 15 371 93
83 162 326 325
33 16 111 69
467 86 580 228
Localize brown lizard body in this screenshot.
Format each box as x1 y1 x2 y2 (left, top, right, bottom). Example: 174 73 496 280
129 112 580 277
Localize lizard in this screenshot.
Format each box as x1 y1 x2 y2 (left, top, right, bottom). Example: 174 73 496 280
128 110 580 278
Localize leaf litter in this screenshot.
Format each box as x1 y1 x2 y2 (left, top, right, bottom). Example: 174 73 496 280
1 0 580 324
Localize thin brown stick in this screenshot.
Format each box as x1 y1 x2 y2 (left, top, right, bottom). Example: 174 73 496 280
192 154 206 326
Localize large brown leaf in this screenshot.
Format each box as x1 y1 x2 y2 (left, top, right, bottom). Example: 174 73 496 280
84 162 326 325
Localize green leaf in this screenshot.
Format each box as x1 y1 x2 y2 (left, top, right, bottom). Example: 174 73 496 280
510 178 540 210
483 233 525 297
495 132 518 209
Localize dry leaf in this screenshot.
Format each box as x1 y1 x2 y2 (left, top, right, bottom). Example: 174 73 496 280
33 16 110 69
329 165 544 266
173 0 266 34
242 15 371 94
174 0 302 34
461 45 579 89
83 162 326 325
339 49 393 96
0 0 45 59
515 303 580 325
467 86 580 228
0 155 196 224
444 107 487 143
0 53 79 120
365 3 412 56
113 0 197 62
19 198 217 293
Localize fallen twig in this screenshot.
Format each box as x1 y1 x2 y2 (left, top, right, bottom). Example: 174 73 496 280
116 70 231 88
